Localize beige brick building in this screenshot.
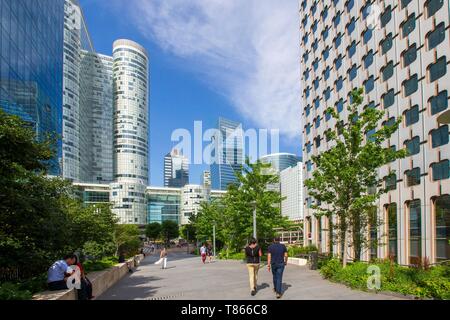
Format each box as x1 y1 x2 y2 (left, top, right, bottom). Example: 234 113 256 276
300 0 449 264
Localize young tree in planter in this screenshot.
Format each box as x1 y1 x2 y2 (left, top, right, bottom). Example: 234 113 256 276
305 88 408 266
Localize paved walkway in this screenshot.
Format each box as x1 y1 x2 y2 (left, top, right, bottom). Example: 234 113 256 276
98 251 400 300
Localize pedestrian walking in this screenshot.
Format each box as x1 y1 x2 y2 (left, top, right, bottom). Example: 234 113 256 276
267 237 288 299
200 243 207 264
207 243 213 263
245 237 262 296
155 247 168 269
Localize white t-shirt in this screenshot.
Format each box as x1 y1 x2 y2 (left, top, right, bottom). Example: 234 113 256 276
200 246 207 255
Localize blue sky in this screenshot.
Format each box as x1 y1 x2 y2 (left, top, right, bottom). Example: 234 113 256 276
80 0 301 186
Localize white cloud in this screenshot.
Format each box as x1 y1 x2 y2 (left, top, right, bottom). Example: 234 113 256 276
123 0 301 142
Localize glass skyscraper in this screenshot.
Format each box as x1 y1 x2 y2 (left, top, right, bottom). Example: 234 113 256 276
0 0 65 175
210 117 244 190
164 149 189 188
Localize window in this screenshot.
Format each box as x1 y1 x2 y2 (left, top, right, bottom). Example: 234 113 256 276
306 142 312 153
403 74 418 97
366 128 376 142
304 68 310 80
435 195 450 261
323 66 331 80
364 76 374 93
333 14 341 27
315 135 321 148
335 33 342 49
383 117 396 128
347 18 356 35
381 34 393 54
369 207 378 260
346 0 354 12
430 90 448 115
324 87 331 101
314 78 319 90
363 28 373 44
405 167 421 186
405 136 420 156
336 99 344 113
303 35 309 45
313 39 319 51
306 124 311 135
325 111 332 121
312 21 318 33
431 125 449 148
428 56 446 82
311 3 317 15
315 116 321 128
380 6 392 27
313 59 319 71
322 27 330 41
432 160 450 180
427 23 445 50
336 77 343 91
305 105 310 117
364 50 374 69
387 203 398 261
314 98 320 109
348 65 357 81
409 200 422 264
382 61 394 81
426 0 444 18
401 0 412 9
402 44 417 67
404 105 419 126
348 41 356 58
303 52 309 63
385 174 397 191
307 161 313 172
383 89 395 108
322 7 329 21
335 56 343 70
401 14 416 38
305 87 311 98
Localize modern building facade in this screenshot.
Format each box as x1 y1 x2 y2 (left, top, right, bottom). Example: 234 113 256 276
280 163 304 222
164 149 189 188
210 118 244 190
201 170 211 189
180 184 209 225
260 153 302 172
110 39 149 225
73 182 110 205
147 186 180 224
0 0 65 175
300 0 450 264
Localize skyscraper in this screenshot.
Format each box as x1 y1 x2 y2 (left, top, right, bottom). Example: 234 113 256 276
300 0 450 264
110 39 149 225
259 153 302 172
0 0 65 175
164 149 189 188
280 163 303 222
201 170 211 189
210 117 244 190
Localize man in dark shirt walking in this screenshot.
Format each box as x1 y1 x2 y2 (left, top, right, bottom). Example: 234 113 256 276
267 237 288 299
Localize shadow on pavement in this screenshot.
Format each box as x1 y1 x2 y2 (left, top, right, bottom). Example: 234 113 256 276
257 283 270 291
282 283 292 293
98 275 163 300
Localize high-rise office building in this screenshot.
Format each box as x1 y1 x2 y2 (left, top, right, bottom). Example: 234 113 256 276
259 153 302 172
300 0 450 264
80 52 114 183
164 149 189 188
210 117 244 190
147 186 180 224
0 0 65 175
280 163 303 222
201 170 211 189
110 39 149 225
180 184 209 225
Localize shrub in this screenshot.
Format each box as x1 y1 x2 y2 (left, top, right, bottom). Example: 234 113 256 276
0 283 32 300
83 256 118 273
319 258 342 279
287 245 318 257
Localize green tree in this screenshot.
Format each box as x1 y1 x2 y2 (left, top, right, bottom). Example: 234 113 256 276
160 220 179 244
180 223 196 242
113 224 141 257
0 109 74 277
145 222 162 241
304 88 408 266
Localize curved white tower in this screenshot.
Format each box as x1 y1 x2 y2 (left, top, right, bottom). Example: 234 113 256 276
110 39 149 225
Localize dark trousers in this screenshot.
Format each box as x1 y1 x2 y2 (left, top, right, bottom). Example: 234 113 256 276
48 280 68 291
271 263 285 294
77 278 93 300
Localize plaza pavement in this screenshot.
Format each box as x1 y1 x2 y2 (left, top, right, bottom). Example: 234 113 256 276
98 250 401 300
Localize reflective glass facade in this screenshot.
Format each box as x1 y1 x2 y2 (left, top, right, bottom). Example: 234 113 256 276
260 153 302 173
0 0 64 175
147 192 180 224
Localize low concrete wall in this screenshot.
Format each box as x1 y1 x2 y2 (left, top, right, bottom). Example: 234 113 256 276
33 254 145 300
287 257 308 266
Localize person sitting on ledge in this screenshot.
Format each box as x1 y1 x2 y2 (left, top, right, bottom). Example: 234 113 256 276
47 254 76 291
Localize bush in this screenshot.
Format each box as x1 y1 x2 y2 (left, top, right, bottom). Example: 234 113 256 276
217 249 245 261
287 245 318 257
318 259 450 300
83 256 118 273
83 241 115 262
0 283 32 300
